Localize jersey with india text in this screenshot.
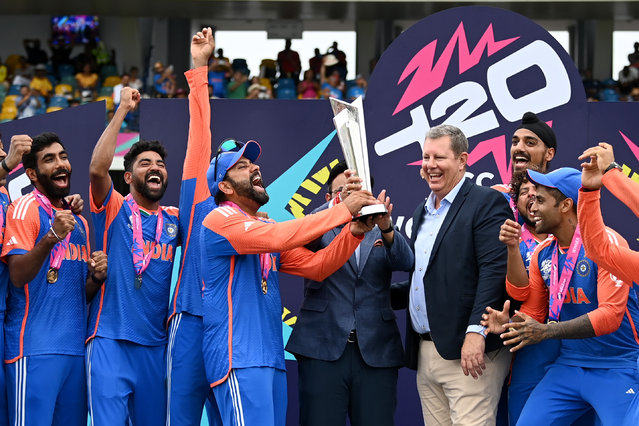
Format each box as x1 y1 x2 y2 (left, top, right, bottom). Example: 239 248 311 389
88 184 179 345
200 202 362 387
508 233 639 369
2 193 90 362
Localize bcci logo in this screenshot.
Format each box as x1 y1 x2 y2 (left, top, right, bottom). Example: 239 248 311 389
576 259 591 277
165 223 178 238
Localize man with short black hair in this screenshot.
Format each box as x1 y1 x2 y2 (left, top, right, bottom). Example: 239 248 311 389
498 167 639 425
287 161 413 426
166 27 222 426
87 87 180 424
2 132 106 426
200 142 378 426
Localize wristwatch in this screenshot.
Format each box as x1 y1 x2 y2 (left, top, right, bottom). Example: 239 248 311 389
380 222 394 233
603 161 622 174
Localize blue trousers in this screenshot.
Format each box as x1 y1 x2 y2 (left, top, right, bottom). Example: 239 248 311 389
6 354 86 426
86 337 166 426
517 363 637 425
167 313 221 425
0 313 7 426
212 367 286 426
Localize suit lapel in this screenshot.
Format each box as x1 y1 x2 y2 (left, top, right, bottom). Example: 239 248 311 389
357 231 376 272
336 226 358 273
428 179 471 266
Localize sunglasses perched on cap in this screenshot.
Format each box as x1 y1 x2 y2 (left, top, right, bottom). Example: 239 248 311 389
213 138 245 181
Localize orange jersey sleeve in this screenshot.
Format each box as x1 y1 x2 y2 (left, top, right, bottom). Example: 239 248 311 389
491 183 511 194
578 189 639 286
586 228 630 336
506 241 549 323
89 184 124 231
602 168 639 217
202 202 356 255
1 194 41 257
183 66 212 204
279 225 362 282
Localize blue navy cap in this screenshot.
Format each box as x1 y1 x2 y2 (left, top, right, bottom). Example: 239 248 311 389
206 140 261 197
527 167 581 204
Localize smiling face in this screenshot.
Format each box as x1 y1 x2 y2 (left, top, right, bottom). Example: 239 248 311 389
421 136 467 202
528 185 563 235
223 157 269 207
27 142 72 200
125 150 168 203
511 128 555 173
516 179 538 227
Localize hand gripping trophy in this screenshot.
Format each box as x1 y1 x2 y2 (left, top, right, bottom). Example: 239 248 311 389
330 96 387 217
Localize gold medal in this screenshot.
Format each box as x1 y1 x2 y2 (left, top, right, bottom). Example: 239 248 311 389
135 275 143 289
47 267 58 284
261 278 268 295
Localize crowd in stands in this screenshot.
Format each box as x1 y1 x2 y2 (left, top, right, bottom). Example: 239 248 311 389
205 39 367 101
0 37 370 127
582 41 639 102
0 38 144 129
19 36 639 125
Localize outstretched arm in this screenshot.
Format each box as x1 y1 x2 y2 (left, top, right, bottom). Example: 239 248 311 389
182 27 215 207
579 143 639 284
279 223 365 282
579 189 639 285
89 87 140 207
579 142 639 215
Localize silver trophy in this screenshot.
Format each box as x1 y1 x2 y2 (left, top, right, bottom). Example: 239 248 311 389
330 96 387 217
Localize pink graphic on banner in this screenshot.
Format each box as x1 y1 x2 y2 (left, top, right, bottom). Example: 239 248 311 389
620 131 639 163
467 135 511 183
393 23 519 116
115 132 140 157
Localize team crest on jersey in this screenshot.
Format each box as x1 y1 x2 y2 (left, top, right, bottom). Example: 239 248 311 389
165 223 178 238
540 259 552 281
576 259 591 277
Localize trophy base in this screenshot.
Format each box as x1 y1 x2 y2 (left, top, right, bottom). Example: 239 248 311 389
356 203 388 218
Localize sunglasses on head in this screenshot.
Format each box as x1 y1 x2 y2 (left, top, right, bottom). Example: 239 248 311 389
213 139 245 182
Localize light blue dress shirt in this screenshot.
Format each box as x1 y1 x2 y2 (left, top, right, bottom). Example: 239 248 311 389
409 177 486 337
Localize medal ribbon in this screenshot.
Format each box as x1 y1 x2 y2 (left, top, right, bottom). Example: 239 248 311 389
33 188 71 272
124 194 164 278
220 201 272 285
508 196 519 222
520 225 537 252
0 204 4 240
548 225 582 322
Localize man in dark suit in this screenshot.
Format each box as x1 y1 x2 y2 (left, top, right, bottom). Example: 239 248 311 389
286 162 414 426
402 124 513 425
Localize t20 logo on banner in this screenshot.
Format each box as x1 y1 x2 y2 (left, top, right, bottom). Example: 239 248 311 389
365 6 586 200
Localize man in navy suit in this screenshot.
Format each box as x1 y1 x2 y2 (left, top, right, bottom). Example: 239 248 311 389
286 162 414 426
401 124 513 425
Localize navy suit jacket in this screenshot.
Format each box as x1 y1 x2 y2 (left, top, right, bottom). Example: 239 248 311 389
286 204 414 368
402 178 512 368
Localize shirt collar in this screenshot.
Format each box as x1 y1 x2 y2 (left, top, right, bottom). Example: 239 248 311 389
425 176 466 214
